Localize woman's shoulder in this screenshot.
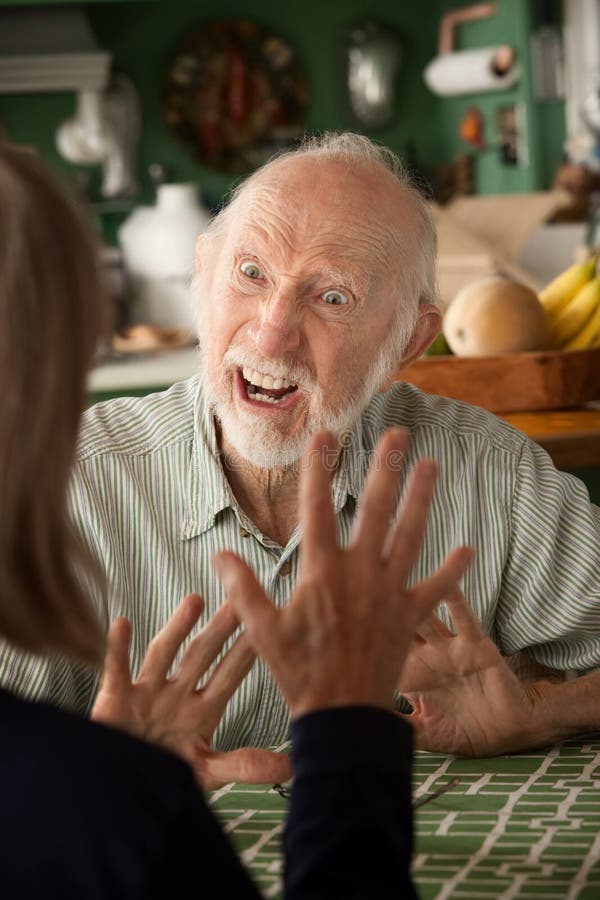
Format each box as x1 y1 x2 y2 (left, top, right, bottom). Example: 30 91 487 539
0 687 196 812
0 689 237 899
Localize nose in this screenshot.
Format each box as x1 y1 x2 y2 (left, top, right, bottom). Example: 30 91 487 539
249 289 301 356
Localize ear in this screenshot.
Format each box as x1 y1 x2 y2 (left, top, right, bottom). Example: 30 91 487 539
379 304 442 391
400 304 443 366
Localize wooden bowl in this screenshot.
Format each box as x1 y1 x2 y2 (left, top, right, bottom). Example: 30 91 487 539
397 346 600 413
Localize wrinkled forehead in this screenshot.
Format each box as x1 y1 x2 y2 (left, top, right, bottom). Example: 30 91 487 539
222 157 414 276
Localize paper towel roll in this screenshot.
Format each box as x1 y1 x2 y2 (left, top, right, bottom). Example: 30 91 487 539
424 47 519 96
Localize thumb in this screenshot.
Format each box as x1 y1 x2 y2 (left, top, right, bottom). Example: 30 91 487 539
214 551 277 650
199 748 293 791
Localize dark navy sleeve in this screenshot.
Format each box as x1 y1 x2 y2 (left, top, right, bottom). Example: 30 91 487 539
285 706 416 899
0 691 415 899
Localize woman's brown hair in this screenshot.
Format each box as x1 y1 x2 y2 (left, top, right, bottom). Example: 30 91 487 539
0 143 108 665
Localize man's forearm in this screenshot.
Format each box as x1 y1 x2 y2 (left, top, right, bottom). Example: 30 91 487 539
534 671 600 740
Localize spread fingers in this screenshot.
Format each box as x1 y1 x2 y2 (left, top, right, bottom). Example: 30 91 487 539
138 594 204 682
174 601 242 691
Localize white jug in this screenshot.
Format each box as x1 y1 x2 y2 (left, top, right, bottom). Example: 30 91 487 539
118 182 211 330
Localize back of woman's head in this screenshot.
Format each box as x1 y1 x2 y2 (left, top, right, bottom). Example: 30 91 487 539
0 143 107 664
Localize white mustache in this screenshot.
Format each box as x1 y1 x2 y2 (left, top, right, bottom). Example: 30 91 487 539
222 347 316 391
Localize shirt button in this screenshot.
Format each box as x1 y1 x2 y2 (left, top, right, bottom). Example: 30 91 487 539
239 528 250 538
280 561 292 576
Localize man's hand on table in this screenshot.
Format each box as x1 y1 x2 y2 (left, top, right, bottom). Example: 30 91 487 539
398 589 560 756
91 594 291 790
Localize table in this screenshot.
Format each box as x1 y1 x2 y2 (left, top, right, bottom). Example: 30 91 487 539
209 735 600 899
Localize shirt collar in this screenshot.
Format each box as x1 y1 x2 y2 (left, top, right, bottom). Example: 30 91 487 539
182 380 234 539
182 379 370 539
331 416 369 512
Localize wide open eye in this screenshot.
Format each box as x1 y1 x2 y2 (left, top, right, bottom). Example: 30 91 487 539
322 289 349 306
240 260 263 279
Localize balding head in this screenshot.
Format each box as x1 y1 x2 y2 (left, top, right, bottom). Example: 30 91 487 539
205 133 438 326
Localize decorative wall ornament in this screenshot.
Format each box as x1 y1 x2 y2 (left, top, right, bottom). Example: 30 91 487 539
163 19 308 174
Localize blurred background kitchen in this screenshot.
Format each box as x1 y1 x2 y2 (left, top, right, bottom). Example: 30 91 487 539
1 0 600 496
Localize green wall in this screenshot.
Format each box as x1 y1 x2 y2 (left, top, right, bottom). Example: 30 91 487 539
433 0 565 194
0 0 566 241
87 0 443 209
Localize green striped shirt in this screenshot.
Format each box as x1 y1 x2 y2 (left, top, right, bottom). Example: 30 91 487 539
1 375 599 750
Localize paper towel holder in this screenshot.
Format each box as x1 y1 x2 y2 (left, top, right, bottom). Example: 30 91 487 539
424 2 519 97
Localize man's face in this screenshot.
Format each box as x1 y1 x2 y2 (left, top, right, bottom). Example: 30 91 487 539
198 157 417 468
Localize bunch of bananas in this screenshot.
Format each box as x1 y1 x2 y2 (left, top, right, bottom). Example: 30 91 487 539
539 256 600 350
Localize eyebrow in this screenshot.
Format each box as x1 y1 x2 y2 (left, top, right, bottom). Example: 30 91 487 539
317 267 369 297
231 244 371 297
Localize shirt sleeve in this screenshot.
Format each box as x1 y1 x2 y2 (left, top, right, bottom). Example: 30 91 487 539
284 706 416 900
495 437 600 671
0 455 114 713
0 462 107 714
0 638 97 713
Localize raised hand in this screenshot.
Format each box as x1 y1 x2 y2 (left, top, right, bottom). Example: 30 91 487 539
91 593 291 790
399 588 552 756
215 429 472 719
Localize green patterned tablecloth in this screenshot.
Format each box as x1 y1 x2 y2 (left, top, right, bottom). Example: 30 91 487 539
209 735 600 899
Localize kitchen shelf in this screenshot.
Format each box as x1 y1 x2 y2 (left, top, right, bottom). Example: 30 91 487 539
89 346 198 395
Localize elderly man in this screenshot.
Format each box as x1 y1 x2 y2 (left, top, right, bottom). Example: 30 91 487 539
2 132 599 760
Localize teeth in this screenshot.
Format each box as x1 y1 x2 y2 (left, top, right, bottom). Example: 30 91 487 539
242 366 295 390
253 392 278 404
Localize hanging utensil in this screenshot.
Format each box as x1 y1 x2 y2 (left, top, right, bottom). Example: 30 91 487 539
530 0 564 101
346 20 402 128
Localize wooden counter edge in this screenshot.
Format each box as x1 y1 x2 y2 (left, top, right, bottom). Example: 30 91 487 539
500 408 600 469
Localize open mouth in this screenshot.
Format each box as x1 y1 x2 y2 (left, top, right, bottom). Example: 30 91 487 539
240 366 299 405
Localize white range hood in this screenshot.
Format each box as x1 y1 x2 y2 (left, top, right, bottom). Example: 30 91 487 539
0 6 110 94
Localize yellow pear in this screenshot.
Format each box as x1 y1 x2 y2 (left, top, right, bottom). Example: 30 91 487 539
443 277 547 357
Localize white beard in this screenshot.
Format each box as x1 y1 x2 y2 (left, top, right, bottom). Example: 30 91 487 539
195 278 413 469
198 333 406 469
